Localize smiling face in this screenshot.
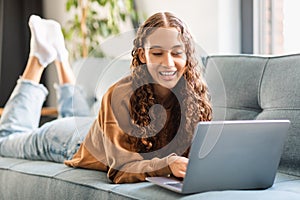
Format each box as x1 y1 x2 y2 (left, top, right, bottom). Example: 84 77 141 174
138 27 187 91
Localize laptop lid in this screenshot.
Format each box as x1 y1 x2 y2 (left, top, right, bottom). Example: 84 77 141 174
147 120 290 194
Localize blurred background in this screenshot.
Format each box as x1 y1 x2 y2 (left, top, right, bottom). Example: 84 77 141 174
0 0 299 108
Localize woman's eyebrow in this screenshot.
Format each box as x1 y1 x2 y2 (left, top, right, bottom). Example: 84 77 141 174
149 45 162 49
149 44 184 50
172 44 184 49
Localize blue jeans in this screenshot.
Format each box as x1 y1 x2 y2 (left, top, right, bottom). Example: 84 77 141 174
0 79 95 163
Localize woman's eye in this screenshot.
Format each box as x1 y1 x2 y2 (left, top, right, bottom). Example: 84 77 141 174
152 52 163 56
172 51 184 57
172 51 183 55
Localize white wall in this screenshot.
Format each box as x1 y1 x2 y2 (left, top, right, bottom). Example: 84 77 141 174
218 0 241 54
135 0 241 55
43 0 71 24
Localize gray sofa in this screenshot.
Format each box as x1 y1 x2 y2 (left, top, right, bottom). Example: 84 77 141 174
1 54 300 199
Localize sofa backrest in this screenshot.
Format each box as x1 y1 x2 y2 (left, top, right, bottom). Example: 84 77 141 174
72 57 131 116
205 54 300 177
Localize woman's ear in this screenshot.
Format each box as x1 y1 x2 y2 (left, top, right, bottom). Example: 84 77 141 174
138 48 146 63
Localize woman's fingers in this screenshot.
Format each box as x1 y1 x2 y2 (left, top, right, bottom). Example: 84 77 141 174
168 156 189 178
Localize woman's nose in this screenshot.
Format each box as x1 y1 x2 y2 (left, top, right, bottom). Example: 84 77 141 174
162 52 175 67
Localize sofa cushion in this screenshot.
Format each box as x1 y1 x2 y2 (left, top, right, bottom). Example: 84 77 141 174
205 55 267 120
256 54 300 177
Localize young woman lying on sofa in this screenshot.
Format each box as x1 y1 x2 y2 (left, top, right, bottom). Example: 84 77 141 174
0 12 212 183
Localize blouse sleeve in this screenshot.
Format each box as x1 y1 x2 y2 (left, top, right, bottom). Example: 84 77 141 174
84 81 176 183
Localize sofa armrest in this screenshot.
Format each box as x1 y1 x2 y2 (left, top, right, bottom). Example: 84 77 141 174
0 107 58 117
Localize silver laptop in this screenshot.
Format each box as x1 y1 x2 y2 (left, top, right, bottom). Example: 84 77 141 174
146 120 290 194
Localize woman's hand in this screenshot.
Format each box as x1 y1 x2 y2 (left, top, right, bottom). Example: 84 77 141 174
168 156 189 178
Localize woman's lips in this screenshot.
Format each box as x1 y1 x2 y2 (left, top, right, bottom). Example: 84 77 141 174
159 71 177 80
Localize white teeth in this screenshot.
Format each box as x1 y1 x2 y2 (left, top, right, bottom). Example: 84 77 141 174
159 71 176 76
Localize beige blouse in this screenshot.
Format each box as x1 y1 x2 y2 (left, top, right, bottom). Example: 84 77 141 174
64 76 177 183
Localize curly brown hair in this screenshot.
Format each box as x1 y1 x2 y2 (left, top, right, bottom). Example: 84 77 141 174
129 12 212 157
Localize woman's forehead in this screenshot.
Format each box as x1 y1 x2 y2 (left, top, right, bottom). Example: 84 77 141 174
144 27 183 49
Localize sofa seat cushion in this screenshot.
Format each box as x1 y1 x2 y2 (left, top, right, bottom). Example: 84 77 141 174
1 157 300 200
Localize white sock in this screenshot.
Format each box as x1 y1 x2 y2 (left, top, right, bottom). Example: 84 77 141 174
51 22 69 63
28 15 57 67
29 15 69 66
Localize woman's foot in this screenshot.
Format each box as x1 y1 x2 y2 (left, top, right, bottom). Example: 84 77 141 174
27 15 72 84
28 15 57 67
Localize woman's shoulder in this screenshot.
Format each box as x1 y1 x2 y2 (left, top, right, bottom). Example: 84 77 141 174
102 75 133 128
103 75 133 105
109 75 133 96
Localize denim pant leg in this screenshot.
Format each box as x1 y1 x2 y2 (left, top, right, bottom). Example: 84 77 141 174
0 116 95 162
0 79 48 137
0 80 95 162
55 84 91 118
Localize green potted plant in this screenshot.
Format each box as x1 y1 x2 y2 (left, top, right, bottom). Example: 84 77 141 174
63 0 139 60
